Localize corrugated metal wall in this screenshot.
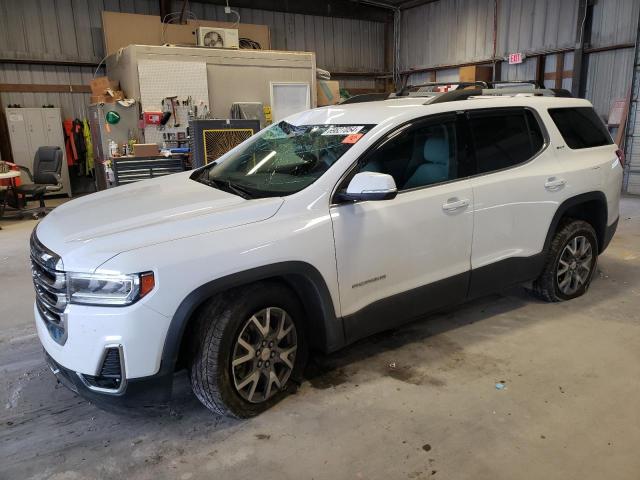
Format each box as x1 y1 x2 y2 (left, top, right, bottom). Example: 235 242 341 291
0 64 95 120
400 0 580 72
400 0 495 70
0 0 385 119
591 0 639 48
170 1 385 73
496 0 579 56
585 0 639 120
1 0 638 123
623 10 640 194
400 0 639 120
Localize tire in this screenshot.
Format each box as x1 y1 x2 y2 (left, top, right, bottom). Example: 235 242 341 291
189 281 307 418
531 218 598 302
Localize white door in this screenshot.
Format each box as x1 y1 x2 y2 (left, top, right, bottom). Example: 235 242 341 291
331 114 474 341
466 107 561 297
43 108 72 196
6 109 30 167
24 109 47 169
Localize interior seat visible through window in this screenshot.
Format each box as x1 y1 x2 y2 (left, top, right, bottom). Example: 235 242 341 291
404 132 453 188
356 116 468 190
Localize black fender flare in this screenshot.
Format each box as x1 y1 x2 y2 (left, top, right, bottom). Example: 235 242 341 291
542 191 608 254
157 261 344 377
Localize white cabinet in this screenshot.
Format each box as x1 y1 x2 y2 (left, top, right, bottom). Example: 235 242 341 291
5 108 72 197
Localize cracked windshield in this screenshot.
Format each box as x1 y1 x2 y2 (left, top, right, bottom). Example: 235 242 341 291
192 121 374 198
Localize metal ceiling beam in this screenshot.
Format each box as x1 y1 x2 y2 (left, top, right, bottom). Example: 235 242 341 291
194 0 393 22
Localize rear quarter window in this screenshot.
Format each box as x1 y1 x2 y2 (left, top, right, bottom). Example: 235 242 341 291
548 107 613 149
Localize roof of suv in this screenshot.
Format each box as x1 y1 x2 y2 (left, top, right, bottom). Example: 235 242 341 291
288 95 594 128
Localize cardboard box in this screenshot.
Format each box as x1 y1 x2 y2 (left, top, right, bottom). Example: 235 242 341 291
459 65 493 84
90 76 119 94
90 90 124 104
133 143 160 157
317 80 341 106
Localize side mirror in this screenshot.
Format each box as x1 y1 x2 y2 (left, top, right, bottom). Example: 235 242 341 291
338 171 398 202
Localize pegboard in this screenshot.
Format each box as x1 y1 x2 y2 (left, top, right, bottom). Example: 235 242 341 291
138 59 209 146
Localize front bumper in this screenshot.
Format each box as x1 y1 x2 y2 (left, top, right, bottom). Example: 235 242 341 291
44 350 174 411
35 299 175 410
35 300 171 379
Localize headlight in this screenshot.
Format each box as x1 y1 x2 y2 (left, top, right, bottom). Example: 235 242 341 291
67 271 155 306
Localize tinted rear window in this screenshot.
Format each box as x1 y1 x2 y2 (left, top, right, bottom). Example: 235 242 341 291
469 109 545 174
548 107 612 149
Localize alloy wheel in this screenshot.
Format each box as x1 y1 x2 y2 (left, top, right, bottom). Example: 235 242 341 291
231 307 297 403
556 235 593 296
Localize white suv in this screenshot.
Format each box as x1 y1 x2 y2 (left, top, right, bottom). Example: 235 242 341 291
32 88 623 417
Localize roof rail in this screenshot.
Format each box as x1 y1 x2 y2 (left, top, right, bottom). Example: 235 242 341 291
395 81 489 97
489 80 544 89
340 92 390 105
426 87 572 104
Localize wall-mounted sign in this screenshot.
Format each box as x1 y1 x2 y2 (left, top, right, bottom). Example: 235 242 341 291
508 52 524 65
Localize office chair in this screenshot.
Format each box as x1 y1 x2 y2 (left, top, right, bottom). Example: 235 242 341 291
16 146 64 218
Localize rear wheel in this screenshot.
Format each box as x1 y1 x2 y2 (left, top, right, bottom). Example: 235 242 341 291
532 219 598 302
189 282 306 418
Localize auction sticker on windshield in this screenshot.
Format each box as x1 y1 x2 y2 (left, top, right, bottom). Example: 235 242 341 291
322 125 364 136
342 133 364 144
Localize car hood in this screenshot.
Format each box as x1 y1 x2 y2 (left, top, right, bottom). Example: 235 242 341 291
36 172 284 272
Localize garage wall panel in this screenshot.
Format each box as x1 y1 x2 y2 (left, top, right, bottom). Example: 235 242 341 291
496 0 579 57
0 0 385 121
585 49 635 119
0 62 93 119
500 57 537 81
399 0 495 71
399 0 581 72
623 23 640 195
169 1 385 73
0 0 385 71
591 0 640 48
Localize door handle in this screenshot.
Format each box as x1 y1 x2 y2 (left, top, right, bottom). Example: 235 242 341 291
544 177 566 191
442 197 470 212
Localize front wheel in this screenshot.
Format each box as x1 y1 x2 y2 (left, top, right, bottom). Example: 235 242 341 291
189 282 306 418
531 219 598 302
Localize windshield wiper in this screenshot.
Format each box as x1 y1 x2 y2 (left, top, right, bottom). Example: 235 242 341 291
205 177 254 199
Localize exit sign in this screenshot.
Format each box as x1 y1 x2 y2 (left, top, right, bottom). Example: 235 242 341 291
509 52 524 64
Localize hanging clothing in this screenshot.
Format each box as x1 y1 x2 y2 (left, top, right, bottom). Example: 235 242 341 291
83 119 94 175
63 119 77 166
72 119 87 174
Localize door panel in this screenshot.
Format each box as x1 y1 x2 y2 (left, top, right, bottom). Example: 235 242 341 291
470 158 560 268
331 114 475 340
543 107 618 224
331 180 474 322
467 108 563 295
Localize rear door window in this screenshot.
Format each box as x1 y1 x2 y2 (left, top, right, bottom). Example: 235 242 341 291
548 107 613 149
468 108 545 174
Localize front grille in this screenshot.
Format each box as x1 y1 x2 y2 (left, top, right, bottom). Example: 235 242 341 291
30 230 68 345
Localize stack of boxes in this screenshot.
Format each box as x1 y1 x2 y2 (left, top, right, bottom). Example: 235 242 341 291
90 76 125 104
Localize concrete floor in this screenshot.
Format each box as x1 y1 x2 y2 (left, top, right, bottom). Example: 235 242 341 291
1 197 639 480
